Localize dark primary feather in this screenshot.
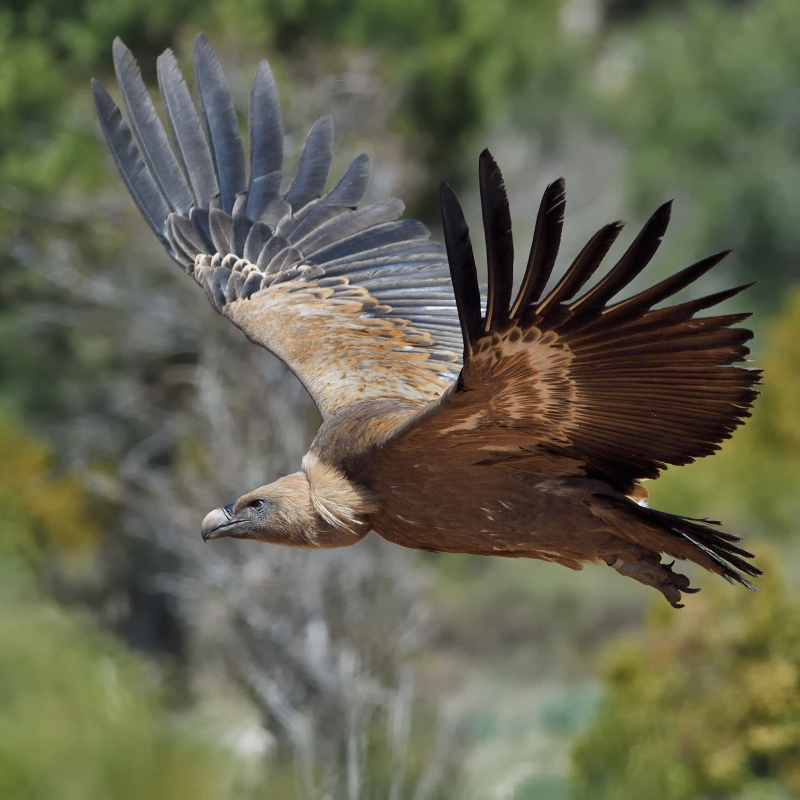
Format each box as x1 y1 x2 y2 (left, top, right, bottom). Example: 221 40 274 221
511 178 566 318
273 154 371 244
567 202 672 317
320 152 370 209
246 60 283 221
248 61 283 182
479 150 514 331
440 182 482 359
600 250 731 324
536 222 623 315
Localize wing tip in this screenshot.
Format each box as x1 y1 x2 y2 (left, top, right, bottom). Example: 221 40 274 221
90 76 108 101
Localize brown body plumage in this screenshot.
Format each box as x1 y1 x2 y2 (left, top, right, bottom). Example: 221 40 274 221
95 35 761 607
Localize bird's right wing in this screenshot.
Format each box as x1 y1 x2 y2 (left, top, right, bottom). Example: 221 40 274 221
93 35 463 418
372 151 760 497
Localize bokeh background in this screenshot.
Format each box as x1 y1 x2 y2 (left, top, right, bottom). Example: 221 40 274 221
2 0 800 797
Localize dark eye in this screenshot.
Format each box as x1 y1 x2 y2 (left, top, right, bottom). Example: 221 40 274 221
248 499 265 511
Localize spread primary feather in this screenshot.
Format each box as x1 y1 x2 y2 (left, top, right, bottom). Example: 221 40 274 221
95 35 762 607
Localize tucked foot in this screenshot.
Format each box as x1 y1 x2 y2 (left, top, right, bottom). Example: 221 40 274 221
604 553 699 608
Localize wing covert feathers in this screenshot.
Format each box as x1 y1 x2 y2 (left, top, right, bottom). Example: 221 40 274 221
95 36 463 416
436 149 758 492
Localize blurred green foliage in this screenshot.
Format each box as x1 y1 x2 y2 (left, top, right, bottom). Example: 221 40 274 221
245 0 571 189
0 582 244 800
589 0 800 306
571 549 800 799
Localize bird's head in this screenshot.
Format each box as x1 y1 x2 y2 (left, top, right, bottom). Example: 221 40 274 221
200 470 370 548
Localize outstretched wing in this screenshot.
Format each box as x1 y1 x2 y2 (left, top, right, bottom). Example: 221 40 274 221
376 150 760 495
93 35 462 418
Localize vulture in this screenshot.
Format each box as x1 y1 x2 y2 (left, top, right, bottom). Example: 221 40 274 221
93 34 762 607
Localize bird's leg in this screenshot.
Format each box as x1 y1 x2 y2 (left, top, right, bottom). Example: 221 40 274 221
603 550 699 608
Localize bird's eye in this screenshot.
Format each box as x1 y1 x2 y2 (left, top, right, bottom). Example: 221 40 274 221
248 499 265 511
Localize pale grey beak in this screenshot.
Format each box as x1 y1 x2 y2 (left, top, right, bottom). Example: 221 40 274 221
201 503 236 541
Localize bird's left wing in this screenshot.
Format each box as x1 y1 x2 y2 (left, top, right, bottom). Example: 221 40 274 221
93 35 462 418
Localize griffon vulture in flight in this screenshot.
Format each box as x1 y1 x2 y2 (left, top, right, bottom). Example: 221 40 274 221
93 35 761 607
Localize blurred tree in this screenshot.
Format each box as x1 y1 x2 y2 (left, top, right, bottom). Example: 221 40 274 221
571 550 800 799
0 414 99 557
589 0 800 307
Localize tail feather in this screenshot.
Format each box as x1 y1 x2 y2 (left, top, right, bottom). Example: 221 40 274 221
601 494 762 589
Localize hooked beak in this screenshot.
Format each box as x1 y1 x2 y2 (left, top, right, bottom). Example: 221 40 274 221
201 503 237 541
